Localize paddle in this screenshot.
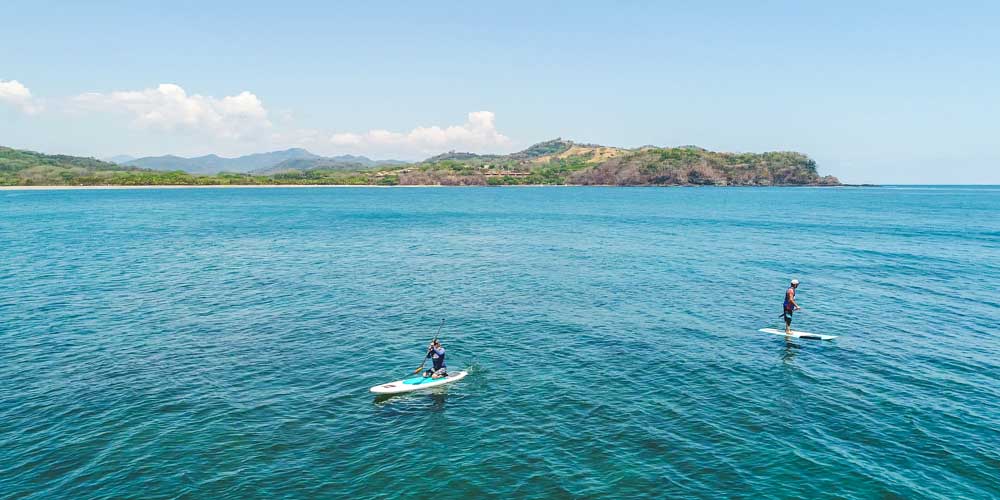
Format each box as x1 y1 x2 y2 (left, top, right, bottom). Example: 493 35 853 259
412 319 445 375
777 307 803 318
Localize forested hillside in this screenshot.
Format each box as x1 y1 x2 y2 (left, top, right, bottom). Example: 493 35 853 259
1 141 839 186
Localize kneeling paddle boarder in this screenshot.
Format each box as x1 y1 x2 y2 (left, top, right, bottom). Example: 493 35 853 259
422 339 448 379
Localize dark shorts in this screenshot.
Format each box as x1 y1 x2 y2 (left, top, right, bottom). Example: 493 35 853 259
783 309 794 323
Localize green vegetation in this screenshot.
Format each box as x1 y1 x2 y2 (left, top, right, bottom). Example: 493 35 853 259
389 142 837 186
568 148 834 186
512 139 574 159
0 141 839 187
1 147 139 186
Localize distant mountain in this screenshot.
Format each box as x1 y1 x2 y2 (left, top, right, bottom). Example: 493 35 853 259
126 148 323 174
251 155 407 174
106 154 136 164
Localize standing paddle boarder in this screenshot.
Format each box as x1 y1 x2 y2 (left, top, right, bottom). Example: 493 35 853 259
782 279 801 334
422 339 448 379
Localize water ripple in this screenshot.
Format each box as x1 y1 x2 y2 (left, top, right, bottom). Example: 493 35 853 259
1 186 998 499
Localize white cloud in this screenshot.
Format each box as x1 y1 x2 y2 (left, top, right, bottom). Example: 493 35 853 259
329 111 511 157
0 79 43 114
52 82 514 158
74 83 271 139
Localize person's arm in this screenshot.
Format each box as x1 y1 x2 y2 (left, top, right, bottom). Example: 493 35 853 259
431 347 445 356
789 290 800 310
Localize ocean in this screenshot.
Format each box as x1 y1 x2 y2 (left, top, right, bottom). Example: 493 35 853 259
1 186 998 499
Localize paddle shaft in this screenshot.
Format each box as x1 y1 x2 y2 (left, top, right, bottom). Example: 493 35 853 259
413 320 445 374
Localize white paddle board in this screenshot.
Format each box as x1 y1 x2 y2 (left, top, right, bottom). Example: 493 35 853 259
370 370 469 395
759 328 837 341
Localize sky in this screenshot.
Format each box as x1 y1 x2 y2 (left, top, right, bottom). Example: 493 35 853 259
1 1 998 184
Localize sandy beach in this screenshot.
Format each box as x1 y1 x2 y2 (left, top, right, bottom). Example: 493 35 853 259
0 184 450 191
0 184 854 191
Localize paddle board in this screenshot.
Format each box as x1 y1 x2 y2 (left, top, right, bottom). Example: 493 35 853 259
759 328 838 341
370 371 469 395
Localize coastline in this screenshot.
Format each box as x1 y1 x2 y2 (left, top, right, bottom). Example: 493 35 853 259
0 184 857 191
0 184 442 191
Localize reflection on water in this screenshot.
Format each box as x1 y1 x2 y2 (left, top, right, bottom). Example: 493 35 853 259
373 389 450 412
780 337 802 363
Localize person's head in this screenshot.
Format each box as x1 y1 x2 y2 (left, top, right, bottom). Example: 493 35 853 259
790 279 800 288
432 339 442 347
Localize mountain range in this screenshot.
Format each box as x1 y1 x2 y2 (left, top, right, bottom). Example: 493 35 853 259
117 148 403 174
105 155 137 164
2 140 841 186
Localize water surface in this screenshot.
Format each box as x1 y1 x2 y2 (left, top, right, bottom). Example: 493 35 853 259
1 186 998 499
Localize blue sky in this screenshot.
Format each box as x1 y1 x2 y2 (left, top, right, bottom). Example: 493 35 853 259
1 1 998 183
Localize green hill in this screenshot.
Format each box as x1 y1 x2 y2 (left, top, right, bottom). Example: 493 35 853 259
0 147 264 186
0 141 840 186
250 156 407 175
0 147 139 185
567 148 834 186
394 140 839 186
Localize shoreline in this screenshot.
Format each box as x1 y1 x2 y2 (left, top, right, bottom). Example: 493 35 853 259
0 184 861 191
0 184 432 191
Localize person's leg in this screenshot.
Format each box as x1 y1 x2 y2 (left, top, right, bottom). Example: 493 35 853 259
784 310 792 334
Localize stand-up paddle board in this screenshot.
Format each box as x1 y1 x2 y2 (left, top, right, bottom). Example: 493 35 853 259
370 371 469 395
759 328 837 341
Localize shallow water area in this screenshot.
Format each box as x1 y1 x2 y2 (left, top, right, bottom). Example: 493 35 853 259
1 186 998 499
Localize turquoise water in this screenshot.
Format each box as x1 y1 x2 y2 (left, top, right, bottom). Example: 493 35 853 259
1 186 998 499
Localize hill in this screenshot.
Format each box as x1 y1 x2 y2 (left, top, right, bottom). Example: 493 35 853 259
566 148 834 186
0 141 840 186
126 148 323 174
0 146 288 186
423 139 575 163
106 154 136 164
124 148 404 175
0 147 145 185
250 156 406 175
391 139 839 186
0 146 394 186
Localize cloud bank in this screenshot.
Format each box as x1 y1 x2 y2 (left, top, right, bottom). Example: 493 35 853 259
329 111 511 157
0 80 43 114
74 83 271 139
6 80 512 158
